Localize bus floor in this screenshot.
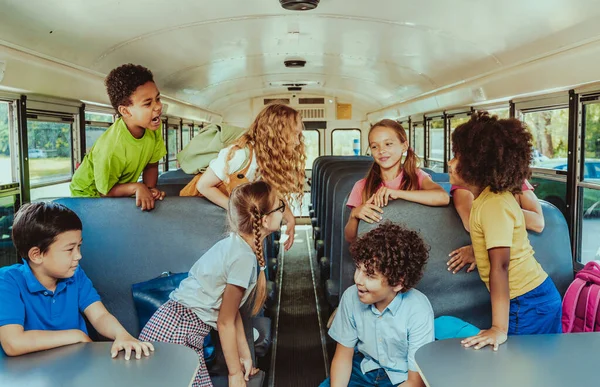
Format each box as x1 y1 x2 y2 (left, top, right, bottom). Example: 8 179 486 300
268 225 330 387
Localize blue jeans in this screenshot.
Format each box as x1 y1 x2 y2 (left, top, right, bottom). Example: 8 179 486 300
509 276 562 335
319 352 395 387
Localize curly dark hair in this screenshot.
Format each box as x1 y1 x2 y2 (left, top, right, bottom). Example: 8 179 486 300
350 221 429 291
105 64 154 113
451 111 533 194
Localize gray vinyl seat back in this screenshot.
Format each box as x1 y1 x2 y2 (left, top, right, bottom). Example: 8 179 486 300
157 168 195 185
344 199 574 328
311 157 349 211
317 160 373 231
156 183 187 197
326 170 371 279
320 163 372 243
312 156 372 220
326 195 353 306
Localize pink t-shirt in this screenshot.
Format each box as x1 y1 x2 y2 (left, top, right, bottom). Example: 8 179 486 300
346 169 431 208
450 179 533 194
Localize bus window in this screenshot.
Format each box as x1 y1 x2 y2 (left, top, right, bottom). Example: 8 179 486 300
449 115 470 159
428 120 444 172
522 108 569 168
167 124 179 170
579 103 600 264
0 193 18 268
182 125 191 148
27 117 73 200
488 107 510 119
303 129 320 169
412 122 425 160
85 112 113 153
0 102 17 185
332 129 360 156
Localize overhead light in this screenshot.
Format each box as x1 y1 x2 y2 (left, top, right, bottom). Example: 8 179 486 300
280 0 319 11
284 59 306 68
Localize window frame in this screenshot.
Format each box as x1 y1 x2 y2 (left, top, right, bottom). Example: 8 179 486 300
330 128 361 156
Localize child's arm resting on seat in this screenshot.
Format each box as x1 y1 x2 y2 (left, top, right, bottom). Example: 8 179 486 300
196 167 230 209
516 190 545 233
218 284 249 387
330 343 355 387
461 247 509 351
235 311 259 381
83 301 154 360
383 177 450 207
0 324 91 356
451 188 474 232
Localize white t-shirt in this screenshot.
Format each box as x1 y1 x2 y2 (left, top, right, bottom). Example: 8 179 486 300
208 145 259 182
170 233 258 329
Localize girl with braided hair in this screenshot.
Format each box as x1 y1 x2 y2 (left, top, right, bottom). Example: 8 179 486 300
139 181 284 387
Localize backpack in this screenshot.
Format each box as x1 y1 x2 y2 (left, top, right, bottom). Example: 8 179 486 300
562 261 600 333
177 123 246 174
131 272 217 366
179 145 253 197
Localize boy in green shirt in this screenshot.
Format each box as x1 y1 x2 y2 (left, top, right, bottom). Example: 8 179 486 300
70 64 167 210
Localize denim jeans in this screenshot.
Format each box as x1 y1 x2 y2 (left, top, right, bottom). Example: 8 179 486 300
319 352 396 387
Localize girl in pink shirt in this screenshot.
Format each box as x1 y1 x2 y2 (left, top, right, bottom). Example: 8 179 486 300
344 119 449 242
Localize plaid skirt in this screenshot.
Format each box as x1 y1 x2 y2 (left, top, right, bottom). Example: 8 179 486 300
139 300 213 387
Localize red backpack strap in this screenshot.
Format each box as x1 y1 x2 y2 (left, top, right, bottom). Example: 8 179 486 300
562 277 588 333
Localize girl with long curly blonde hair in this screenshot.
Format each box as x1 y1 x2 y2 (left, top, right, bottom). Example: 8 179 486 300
196 103 306 250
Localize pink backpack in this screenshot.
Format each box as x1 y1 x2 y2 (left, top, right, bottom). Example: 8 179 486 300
562 261 600 333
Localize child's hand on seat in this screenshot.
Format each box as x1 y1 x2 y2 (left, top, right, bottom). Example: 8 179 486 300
110 333 154 360
447 245 476 273
461 326 507 351
372 186 402 207
352 196 383 224
149 187 166 201
240 357 260 381
134 183 156 211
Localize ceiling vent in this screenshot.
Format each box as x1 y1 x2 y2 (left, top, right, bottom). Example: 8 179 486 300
279 0 319 11
288 87 302 91
284 59 306 68
267 81 322 88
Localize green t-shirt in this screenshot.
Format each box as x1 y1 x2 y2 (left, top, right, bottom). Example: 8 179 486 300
70 118 167 197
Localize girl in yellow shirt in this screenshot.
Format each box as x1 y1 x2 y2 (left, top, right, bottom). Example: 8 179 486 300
447 111 562 351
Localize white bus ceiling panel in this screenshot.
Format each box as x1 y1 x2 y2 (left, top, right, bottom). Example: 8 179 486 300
1 0 600 119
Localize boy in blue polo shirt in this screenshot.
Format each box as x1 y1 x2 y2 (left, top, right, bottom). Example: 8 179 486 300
320 222 434 387
0 202 153 359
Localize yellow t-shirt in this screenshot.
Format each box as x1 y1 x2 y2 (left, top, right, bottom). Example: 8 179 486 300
70 118 167 197
470 186 547 299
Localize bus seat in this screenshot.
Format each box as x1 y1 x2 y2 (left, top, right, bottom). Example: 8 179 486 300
338 199 574 329
157 168 195 185
429 172 449 182
156 183 187 197
53 197 266 386
320 170 370 281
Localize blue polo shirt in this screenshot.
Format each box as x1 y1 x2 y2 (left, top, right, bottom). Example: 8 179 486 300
0 260 101 355
329 285 434 385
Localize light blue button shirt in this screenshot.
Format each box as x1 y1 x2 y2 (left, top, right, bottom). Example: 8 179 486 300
329 285 434 385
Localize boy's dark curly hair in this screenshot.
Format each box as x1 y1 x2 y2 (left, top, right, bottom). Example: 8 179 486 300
451 111 533 194
350 221 429 292
105 64 154 113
